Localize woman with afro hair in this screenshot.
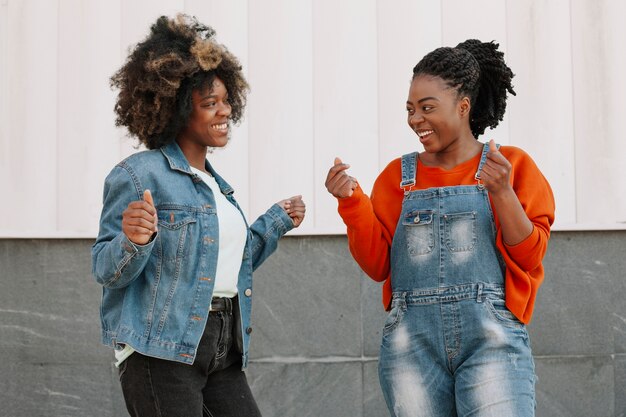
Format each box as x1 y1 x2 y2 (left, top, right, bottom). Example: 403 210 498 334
92 14 305 416
326 40 554 416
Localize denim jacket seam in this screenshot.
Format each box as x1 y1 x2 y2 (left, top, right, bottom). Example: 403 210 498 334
117 161 144 201
110 252 135 286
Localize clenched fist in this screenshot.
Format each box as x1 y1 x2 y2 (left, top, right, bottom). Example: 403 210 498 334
122 189 158 245
278 195 306 228
325 157 357 198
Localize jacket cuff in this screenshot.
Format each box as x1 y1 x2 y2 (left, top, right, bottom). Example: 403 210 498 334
116 232 155 260
267 203 294 234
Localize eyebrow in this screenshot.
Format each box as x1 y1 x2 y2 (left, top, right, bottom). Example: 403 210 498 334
199 92 228 101
418 96 439 103
407 96 439 105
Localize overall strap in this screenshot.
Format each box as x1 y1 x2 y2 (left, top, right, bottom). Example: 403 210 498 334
474 142 501 189
400 152 418 192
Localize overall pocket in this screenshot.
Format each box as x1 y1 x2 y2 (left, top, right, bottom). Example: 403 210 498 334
444 211 477 252
382 302 406 336
484 296 525 329
402 210 435 255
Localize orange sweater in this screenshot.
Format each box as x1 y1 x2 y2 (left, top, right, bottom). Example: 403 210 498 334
337 146 555 324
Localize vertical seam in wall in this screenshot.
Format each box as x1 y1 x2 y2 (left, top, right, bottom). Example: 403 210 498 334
440 0 444 46
310 0 316 230
568 0 578 224
118 1 124 162
375 0 381 172
0 0 7 179
246 1 251 219
361 361 366 417
504 0 511 146
246 0 252 218
55 0 61 233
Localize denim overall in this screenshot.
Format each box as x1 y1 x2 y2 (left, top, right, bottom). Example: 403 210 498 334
378 143 535 417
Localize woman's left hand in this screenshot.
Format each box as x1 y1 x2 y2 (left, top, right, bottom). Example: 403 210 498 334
480 140 513 196
480 140 534 245
278 195 306 227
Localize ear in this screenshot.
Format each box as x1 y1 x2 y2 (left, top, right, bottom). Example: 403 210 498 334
458 96 471 118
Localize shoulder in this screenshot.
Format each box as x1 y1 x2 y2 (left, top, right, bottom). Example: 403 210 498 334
371 157 403 200
499 145 535 166
499 145 553 197
104 149 168 193
118 148 164 169
498 145 546 176
113 148 169 179
376 157 402 185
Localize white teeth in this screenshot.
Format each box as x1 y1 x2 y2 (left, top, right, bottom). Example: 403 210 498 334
417 130 433 137
212 123 228 130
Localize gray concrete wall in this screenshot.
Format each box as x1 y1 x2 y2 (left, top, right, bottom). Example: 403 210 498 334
1 232 624 417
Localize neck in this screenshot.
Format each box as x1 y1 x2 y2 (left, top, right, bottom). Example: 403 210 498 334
422 134 482 169
176 139 208 173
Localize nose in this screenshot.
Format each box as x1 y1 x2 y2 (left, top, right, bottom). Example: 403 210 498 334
218 101 231 117
408 112 424 129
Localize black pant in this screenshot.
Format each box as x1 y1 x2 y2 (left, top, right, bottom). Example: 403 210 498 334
118 307 262 417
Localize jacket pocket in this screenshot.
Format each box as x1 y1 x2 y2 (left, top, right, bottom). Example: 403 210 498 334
402 210 435 255
156 207 197 261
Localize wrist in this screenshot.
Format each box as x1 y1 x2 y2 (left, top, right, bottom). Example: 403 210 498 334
488 184 515 200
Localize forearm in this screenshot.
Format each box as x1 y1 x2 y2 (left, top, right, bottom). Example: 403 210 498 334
489 187 534 246
249 203 294 270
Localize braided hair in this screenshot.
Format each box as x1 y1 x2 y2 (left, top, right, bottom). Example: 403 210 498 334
412 39 515 138
110 14 249 149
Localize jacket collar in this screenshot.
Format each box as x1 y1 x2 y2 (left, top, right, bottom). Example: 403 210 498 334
160 141 234 195
161 141 193 174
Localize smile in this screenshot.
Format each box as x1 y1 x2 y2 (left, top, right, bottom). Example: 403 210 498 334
416 129 433 138
211 123 228 131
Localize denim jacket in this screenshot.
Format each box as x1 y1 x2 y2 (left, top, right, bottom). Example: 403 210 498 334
92 142 293 367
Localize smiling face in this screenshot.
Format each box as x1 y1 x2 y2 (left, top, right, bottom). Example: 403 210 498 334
406 74 474 155
177 77 232 152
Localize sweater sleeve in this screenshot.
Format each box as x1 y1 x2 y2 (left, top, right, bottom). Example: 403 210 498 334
495 147 555 324
337 162 403 283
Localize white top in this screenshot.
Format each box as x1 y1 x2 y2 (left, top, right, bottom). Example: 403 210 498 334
191 166 247 298
114 166 247 367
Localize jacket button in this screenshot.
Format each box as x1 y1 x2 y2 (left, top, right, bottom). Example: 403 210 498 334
244 288 252 297
246 327 252 335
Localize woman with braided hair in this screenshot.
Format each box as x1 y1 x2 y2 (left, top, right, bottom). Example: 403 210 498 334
92 14 305 416
326 40 554 416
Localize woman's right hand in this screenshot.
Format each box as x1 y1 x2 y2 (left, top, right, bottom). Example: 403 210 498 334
325 157 357 198
122 189 158 245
